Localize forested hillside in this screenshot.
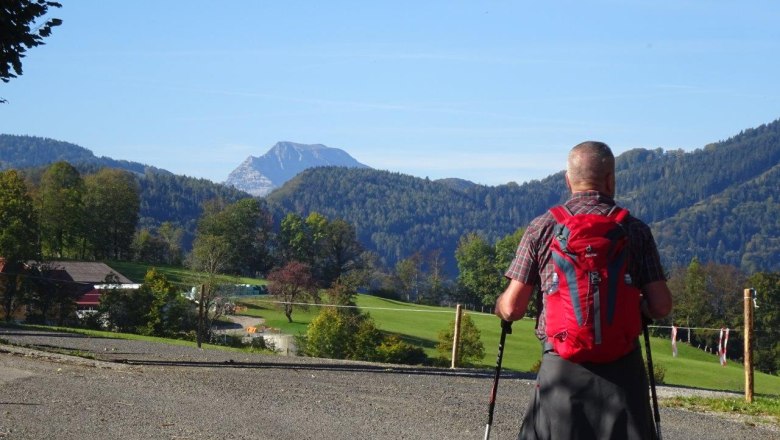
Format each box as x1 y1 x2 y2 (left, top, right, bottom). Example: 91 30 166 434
134 171 252 247
615 120 780 223
653 163 780 271
267 169 494 273
0 134 166 175
4 118 780 274
2 135 252 249
267 120 780 273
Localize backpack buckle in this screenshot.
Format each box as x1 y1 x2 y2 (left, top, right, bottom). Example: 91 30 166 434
589 272 601 284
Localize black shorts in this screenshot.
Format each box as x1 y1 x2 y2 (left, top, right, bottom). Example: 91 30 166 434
518 347 656 440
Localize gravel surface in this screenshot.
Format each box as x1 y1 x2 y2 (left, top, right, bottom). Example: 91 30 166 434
0 327 777 440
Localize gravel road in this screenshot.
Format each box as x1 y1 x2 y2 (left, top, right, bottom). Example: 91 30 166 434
0 327 776 440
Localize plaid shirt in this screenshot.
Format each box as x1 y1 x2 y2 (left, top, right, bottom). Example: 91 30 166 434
504 191 667 339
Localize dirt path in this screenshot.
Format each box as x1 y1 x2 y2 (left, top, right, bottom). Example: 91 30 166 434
224 314 265 330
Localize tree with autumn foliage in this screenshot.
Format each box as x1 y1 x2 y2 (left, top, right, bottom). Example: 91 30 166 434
267 261 319 323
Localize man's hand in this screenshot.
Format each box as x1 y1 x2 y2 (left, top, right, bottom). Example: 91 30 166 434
494 279 534 321
641 280 673 320
501 319 513 335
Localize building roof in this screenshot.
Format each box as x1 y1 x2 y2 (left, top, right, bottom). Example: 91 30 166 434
44 261 133 284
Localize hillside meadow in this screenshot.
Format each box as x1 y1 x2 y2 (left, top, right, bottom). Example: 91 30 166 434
109 262 780 396
237 294 780 396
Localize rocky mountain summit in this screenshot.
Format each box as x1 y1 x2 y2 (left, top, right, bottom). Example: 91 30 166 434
225 141 370 196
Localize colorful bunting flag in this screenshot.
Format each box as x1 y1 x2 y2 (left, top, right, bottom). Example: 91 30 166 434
718 327 729 366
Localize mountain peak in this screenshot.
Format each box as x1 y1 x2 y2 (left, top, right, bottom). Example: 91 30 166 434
225 142 370 197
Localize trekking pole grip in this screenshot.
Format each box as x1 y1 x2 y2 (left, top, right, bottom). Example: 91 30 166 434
501 319 513 335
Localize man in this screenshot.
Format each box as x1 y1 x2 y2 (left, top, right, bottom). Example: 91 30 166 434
495 141 672 440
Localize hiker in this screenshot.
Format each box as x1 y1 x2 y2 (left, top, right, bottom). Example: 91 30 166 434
495 141 672 440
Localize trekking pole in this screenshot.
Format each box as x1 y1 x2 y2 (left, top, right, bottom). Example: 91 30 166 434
643 320 663 440
484 319 512 440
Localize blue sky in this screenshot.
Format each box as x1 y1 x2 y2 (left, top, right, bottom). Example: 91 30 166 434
2 1 779 185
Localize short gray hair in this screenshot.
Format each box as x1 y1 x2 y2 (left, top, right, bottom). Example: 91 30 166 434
566 141 615 187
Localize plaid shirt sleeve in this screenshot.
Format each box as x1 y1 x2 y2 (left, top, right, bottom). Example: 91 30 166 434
504 213 553 286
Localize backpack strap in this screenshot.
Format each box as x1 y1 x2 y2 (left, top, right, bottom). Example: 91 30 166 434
552 204 630 223
607 206 630 223
549 205 573 223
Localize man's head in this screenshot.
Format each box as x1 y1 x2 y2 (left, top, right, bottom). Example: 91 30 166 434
565 141 615 196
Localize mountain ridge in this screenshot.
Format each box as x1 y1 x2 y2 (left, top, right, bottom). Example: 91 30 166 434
0 134 169 176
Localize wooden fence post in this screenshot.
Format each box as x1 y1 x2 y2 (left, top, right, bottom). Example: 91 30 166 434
451 304 463 369
744 288 754 403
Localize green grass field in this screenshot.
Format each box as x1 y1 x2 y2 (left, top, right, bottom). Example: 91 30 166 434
107 261 267 287
105 261 780 396
237 294 780 396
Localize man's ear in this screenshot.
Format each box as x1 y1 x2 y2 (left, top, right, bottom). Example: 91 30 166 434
565 172 573 192
605 172 615 197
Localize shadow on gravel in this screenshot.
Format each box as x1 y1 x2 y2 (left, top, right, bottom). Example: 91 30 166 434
0 331 111 339
0 402 43 406
114 358 535 380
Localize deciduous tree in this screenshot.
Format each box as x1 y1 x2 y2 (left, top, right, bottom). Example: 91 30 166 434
131 229 169 264
320 218 363 286
455 233 503 306
395 253 423 303
37 162 85 258
267 261 318 323
0 0 62 102
195 198 271 275
141 268 194 337
0 170 40 320
83 169 140 260
157 221 184 265
749 272 780 374
99 275 153 333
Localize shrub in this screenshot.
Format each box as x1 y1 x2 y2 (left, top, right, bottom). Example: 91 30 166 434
304 308 382 361
436 313 485 366
376 335 429 365
651 362 666 385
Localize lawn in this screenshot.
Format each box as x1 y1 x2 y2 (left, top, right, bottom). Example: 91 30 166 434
236 293 780 396
107 261 267 287
94 262 780 396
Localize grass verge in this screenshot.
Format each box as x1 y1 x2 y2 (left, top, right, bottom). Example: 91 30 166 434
664 396 780 427
1 323 256 354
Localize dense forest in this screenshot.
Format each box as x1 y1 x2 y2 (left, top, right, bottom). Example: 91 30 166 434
266 120 780 273
0 135 251 249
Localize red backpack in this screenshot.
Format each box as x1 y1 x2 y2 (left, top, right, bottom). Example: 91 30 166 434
544 205 642 363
